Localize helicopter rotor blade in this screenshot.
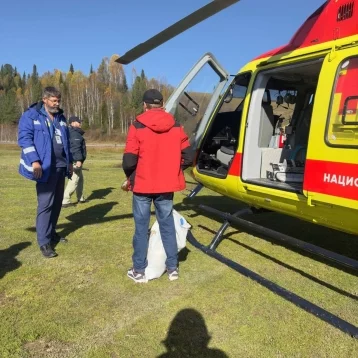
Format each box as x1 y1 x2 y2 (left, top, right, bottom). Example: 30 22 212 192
116 0 240 65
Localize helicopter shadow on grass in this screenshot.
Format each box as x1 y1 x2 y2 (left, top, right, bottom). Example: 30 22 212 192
175 194 358 277
197 224 358 301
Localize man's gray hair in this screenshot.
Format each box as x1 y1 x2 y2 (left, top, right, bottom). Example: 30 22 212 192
42 86 61 99
145 102 163 110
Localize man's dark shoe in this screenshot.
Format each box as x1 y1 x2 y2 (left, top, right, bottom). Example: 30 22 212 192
40 244 58 258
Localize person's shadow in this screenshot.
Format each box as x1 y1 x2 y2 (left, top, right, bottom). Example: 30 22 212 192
0 242 31 279
57 201 120 238
158 308 229 358
86 187 116 201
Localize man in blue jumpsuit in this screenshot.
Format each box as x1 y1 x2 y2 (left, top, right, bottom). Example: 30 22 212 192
18 87 73 258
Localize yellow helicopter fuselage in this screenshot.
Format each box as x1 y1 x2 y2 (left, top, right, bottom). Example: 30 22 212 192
192 31 358 235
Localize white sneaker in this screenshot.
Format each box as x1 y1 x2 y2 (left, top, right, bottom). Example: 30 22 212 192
168 268 179 281
127 268 148 283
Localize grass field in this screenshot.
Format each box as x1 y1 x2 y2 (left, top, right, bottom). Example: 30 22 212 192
0 144 357 358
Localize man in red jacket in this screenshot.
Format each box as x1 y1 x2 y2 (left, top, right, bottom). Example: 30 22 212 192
123 89 193 283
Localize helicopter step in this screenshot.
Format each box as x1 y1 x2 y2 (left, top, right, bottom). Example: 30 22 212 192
186 182 204 199
186 204 358 339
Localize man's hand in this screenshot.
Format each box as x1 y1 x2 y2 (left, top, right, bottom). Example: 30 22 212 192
32 161 42 179
76 161 82 168
121 179 130 192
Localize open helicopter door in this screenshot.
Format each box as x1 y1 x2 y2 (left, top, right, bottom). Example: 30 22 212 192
164 52 230 153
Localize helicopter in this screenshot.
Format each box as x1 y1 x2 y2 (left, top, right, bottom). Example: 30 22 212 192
117 0 358 337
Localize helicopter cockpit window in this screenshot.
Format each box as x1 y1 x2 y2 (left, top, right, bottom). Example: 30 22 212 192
326 56 358 147
219 73 251 113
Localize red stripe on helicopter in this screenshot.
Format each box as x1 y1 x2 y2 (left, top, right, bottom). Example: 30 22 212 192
303 159 358 201
228 153 242 176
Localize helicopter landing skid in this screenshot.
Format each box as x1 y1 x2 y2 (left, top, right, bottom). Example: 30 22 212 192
187 204 358 339
186 183 204 199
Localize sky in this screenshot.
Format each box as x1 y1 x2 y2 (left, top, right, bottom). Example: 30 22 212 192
1 0 326 87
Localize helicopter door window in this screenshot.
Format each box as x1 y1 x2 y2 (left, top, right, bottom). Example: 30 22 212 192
178 92 200 116
173 63 221 144
326 56 358 147
165 53 229 150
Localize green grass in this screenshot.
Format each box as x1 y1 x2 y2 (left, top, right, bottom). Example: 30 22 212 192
0 143 357 358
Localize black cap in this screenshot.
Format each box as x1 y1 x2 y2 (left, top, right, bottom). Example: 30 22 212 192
69 116 82 124
143 89 163 104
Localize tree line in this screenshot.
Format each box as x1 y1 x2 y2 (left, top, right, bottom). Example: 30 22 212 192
0 54 174 142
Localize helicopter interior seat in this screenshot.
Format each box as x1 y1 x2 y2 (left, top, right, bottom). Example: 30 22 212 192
259 102 315 182
293 103 313 149
258 101 275 148
282 102 313 163
257 99 277 177
214 110 242 166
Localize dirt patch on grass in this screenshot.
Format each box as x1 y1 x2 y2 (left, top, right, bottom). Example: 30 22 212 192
0 292 7 306
0 291 15 306
23 339 74 358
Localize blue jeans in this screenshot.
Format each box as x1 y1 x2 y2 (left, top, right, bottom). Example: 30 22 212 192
132 193 177 273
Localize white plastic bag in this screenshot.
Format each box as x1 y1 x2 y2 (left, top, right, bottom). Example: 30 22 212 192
145 210 191 280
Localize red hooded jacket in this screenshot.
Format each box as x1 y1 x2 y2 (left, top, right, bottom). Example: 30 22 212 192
122 108 193 194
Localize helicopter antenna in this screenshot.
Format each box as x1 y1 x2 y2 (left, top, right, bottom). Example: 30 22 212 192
116 0 240 65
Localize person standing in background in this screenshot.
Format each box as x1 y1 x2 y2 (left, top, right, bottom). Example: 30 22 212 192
62 116 87 208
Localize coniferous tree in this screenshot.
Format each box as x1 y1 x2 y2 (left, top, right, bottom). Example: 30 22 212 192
2 64 14 77
121 75 128 93
131 75 147 116
31 64 38 81
69 63 74 74
0 89 20 124
22 72 26 87
30 64 42 103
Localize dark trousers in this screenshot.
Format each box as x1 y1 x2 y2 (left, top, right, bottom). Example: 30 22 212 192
132 193 178 273
36 167 66 247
